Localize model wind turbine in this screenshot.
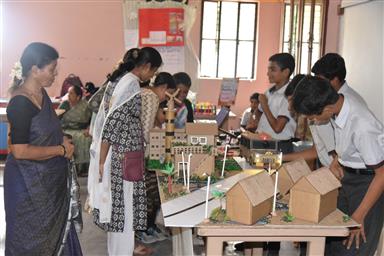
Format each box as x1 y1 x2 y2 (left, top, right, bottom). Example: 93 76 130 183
164 89 181 163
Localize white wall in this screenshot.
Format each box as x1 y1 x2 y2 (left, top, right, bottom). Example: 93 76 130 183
339 0 384 122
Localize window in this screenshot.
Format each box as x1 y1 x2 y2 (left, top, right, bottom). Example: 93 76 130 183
282 0 327 74
191 136 199 145
200 1 258 79
199 137 207 145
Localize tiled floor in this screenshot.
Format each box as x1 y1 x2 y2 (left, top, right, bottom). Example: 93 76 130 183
76 177 173 256
0 165 300 256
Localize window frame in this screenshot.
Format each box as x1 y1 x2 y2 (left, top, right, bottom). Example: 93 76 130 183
199 136 207 145
281 0 328 75
191 136 199 145
199 0 258 79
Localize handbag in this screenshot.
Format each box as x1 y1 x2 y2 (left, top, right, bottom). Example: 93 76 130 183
122 150 145 181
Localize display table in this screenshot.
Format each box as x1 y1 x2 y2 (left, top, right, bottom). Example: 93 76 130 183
197 209 358 255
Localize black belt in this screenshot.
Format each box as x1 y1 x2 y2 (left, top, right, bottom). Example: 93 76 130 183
343 166 375 175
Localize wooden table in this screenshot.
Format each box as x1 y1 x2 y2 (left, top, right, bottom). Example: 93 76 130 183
197 210 358 255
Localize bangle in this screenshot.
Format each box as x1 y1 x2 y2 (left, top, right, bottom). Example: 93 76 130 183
59 144 66 157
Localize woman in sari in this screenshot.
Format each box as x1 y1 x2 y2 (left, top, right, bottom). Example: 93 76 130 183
59 85 92 176
59 73 83 98
4 42 82 255
88 47 162 255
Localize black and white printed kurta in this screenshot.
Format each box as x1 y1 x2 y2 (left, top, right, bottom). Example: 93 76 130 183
93 78 147 232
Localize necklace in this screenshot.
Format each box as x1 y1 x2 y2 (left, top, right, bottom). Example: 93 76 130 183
22 88 43 110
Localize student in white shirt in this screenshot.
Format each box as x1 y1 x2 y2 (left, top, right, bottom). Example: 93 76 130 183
311 53 368 178
240 92 260 132
256 53 297 153
282 74 335 167
292 76 384 256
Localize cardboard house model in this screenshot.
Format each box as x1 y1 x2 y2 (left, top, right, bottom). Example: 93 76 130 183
274 158 312 197
149 123 218 177
289 167 341 223
226 171 276 225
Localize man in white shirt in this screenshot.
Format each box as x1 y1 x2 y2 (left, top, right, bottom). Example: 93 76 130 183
256 53 297 154
292 76 384 256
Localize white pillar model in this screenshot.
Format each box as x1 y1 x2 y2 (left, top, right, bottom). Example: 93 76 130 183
221 144 230 178
205 176 211 219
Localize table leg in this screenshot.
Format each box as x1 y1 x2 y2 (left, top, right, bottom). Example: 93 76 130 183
307 237 326 256
171 227 194 256
206 237 224 256
244 247 263 256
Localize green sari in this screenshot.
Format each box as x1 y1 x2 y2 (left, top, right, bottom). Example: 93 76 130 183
60 99 92 164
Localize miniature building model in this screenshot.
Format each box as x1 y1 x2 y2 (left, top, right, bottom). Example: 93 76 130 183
173 123 218 177
185 123 217 146
273 158 312 197
149 128 186 160
239 132 278 166
226 171 276 225
149 123 218 176
289 167 341 223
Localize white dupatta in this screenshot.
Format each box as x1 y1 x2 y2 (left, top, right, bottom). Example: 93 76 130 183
88 72 141 223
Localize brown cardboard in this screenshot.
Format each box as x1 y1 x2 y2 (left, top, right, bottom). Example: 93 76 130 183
269 209 359 228
273 158 312 196
289 167 341 223
227 185 252 224
226 172 275 225
186 122 218 135
174 152 215 176
305 167 341 195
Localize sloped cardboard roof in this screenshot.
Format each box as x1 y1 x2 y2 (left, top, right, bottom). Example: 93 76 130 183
299 167 341 195
186 123 218 135
237 171 275 206
283 158 312 183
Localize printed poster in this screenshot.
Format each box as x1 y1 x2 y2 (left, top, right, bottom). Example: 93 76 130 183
218 78 239 106
155 46 185 74
139 8 184 47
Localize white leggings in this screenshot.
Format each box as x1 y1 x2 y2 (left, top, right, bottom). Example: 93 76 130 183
107 181 135 256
